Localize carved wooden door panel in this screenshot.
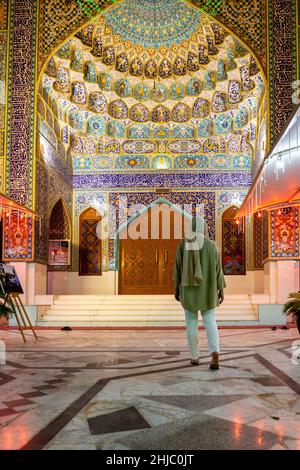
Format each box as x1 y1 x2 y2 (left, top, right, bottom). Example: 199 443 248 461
161 209 183 294
79 208 102 276
119 238 160 294
161 238 180 294
119 205 186 294
119 210 160 294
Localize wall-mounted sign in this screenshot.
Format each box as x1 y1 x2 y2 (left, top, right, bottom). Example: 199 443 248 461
48 240 70 266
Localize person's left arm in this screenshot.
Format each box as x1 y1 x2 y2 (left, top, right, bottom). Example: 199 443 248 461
173 241 183 301
214 243 226 304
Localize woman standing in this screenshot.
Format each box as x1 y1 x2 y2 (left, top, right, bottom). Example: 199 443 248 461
174 217 226 369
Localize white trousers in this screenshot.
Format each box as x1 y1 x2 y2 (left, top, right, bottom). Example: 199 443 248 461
184 308 220 359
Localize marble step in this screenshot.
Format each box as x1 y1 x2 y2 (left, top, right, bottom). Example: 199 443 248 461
39 311 257 325
38 295 257 326
43 309 255 317
39 317 256 325
44 307 255 316
49 303 253 311
53 299 251 306
37 314 257 325
55 294 250 301
36 319 258 329
39 320 256 326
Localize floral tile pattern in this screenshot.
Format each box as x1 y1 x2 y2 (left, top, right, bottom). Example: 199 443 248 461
0 328 299 450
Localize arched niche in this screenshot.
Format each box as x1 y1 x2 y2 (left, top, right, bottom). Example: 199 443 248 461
49 199 71 240
221 206 246 275
48 199 71 269
79 207 102 276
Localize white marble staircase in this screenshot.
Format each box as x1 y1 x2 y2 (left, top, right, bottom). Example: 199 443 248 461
36 294 258 327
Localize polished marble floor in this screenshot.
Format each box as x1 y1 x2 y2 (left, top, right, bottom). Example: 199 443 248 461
0 327 299 450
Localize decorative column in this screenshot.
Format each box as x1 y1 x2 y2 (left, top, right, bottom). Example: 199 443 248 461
6 0 38 208
268 0 297 143
0 0 9 194
252 211 264 270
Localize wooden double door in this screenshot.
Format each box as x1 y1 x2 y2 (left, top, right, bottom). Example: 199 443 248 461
119 205 187 295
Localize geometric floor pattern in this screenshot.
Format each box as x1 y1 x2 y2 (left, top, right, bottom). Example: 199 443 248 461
0 327 299 450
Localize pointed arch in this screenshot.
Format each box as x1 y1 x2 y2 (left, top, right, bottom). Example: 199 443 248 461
36 0 267 167
117 197 192 241
221 206 246 275
48 198 71 269
49 198 71 241
38 0 266 81
79 207 102 276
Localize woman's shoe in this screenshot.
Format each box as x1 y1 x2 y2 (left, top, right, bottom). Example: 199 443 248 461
190 358 199 366
210 352 219 370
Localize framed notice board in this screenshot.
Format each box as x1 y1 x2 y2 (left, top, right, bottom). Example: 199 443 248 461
0 263 23 295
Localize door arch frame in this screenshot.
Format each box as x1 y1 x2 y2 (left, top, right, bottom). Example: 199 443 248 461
117 198 193 294
114 197 193 270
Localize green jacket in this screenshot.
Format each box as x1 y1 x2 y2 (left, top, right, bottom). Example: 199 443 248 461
174 237 226 312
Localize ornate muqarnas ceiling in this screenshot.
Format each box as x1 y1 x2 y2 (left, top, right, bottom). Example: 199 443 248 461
38 0 266 173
